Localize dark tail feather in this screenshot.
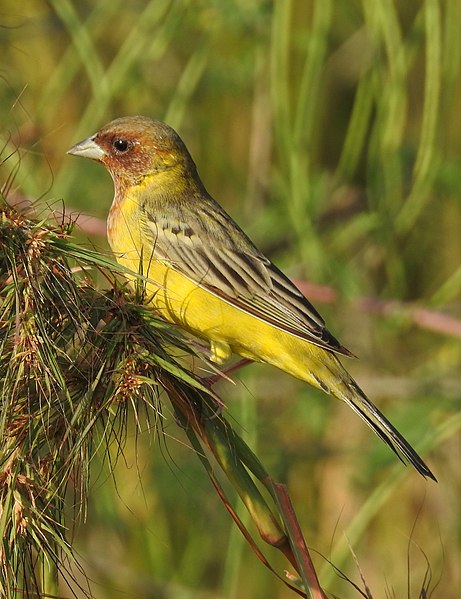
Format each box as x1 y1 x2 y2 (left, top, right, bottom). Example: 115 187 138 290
332 374 436 481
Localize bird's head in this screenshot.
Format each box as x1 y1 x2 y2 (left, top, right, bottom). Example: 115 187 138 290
67 116 196 188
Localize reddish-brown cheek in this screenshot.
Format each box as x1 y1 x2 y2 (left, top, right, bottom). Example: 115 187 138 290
93 134 146 173
101 150 149 183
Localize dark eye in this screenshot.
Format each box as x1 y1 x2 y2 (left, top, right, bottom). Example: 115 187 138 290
113 138 130 153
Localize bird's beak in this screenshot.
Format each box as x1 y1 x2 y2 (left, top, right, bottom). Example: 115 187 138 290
67 135 105 161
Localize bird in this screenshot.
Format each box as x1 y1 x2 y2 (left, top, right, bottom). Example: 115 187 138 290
67 115 435 480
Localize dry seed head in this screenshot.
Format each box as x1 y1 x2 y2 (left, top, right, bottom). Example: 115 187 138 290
4 415 30 438
26 229 48 259
115 356 145 402
13 500 29 536
14 331 41 368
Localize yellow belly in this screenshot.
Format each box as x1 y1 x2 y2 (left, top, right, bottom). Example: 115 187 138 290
114 242 277 364
106 191 343 394
113 241 338 386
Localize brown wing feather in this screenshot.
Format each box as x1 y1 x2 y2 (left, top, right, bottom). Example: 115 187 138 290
141 198 352 357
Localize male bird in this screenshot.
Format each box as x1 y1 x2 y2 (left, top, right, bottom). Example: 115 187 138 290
68 116 435 480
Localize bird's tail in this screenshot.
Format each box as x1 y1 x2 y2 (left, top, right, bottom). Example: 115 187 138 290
249 329 435 480
324 359 436 481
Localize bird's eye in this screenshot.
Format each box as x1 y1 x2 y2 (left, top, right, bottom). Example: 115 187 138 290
113 138 130 153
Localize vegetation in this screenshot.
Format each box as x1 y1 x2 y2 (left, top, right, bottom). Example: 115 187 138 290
1 1 460 597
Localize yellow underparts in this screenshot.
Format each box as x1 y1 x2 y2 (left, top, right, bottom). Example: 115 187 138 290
107 183 353 400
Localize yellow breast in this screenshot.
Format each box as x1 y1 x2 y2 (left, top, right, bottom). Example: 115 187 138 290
106 185 333 388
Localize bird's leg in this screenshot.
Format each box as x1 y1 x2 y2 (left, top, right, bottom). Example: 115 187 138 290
202 358 253 388
187 339 253 386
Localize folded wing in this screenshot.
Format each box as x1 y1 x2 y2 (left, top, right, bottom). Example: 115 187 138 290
142 198 351 357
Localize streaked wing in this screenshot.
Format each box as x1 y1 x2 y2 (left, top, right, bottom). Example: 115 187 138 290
142 201 351 356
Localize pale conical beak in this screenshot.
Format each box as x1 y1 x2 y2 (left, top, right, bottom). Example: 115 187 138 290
67 135 105 161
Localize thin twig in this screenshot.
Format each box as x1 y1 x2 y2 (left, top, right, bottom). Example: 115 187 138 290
296 281 461 340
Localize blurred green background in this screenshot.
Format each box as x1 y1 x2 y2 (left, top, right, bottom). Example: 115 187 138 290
1 0 461 597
